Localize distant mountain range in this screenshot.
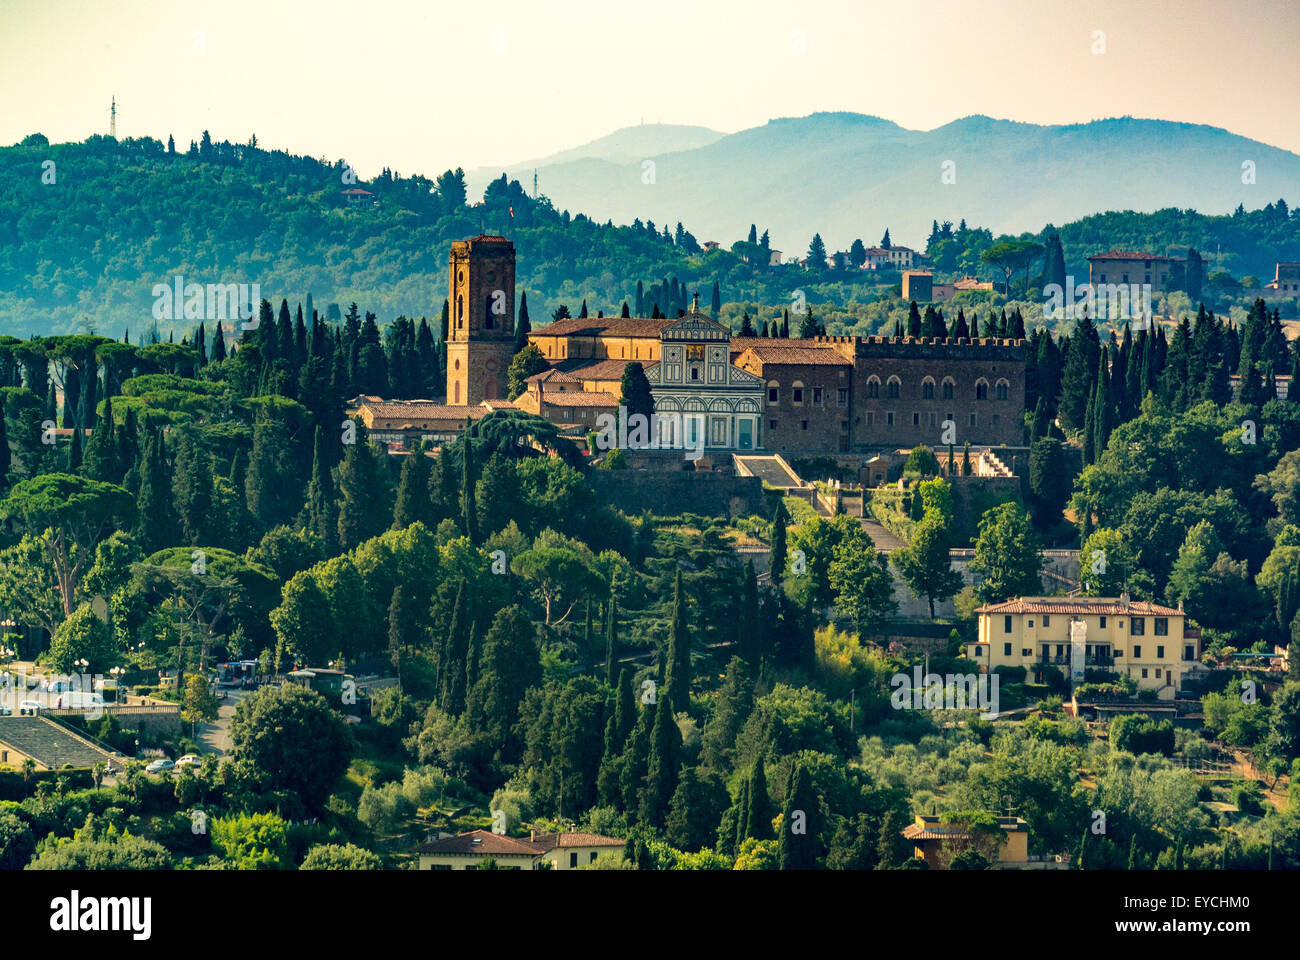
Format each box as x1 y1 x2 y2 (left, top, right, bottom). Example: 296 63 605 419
467 113 1300 254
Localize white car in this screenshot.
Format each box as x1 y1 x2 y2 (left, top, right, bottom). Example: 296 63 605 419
176 754 201 768
145 758 174 774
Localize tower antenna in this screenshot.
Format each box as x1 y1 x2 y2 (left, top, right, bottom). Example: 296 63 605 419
533 168 538 200
110 96 117 138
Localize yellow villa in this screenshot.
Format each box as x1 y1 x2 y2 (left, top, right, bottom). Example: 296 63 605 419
965 595 1201 700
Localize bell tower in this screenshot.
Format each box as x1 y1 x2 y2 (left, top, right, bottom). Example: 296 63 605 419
446 235 516 405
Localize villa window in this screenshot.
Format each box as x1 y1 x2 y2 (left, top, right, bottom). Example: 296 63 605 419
1154 618 1168 636
1131 617 1145 636
1004 616 1012 633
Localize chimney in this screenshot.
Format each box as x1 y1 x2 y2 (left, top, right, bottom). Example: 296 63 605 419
530 830 535 843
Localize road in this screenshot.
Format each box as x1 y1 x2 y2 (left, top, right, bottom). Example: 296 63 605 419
195 687 249 755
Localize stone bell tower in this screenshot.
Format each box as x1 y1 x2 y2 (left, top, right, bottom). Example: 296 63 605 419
446 236 516 405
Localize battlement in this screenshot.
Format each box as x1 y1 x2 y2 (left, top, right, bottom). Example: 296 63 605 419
809 334 1026 360
854 336 1026 361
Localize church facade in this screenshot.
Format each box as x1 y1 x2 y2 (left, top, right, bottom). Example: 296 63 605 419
642 308 764 451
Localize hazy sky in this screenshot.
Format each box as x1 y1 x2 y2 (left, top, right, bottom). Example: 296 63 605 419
2 0 1297 179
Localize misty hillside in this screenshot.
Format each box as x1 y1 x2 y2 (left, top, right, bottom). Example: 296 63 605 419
468 112 1300 252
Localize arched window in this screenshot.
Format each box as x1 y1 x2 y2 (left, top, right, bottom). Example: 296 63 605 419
767 380 780 405
942 377 955 400
887 376 901 399
922 377 935 400
975 378 989 400
866 377 880 399
996 378 1010 401
484 294 495 329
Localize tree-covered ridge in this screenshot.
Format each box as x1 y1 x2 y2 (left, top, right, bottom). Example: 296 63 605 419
2 133 1296 339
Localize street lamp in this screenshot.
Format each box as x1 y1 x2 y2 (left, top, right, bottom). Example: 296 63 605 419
109 666 125 705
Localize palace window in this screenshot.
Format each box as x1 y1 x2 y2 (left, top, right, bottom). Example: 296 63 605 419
838 388 848 405
996 380 1009 401
887 378 900 399
812 387 823 404
942 379 954 400
867 378 880 398
922 379 935 399
975 380 989 400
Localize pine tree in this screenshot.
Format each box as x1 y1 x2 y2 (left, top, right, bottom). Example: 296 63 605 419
664 571 691 709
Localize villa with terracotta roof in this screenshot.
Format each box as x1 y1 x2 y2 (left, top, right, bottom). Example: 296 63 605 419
415 828 624 870
1086 250 1194 297
966 595 1202 699
902 814 1032 869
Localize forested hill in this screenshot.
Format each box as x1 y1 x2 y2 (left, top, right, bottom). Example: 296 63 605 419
1 131 1298 339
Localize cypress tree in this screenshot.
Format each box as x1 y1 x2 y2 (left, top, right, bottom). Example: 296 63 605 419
620 706 652 818
738 560 760 666
744 758 773 841
461 434 478 544
209 323 227 363
638 697 681 828
135 428 177 551
393 449 432 529
962 441 972 476
1127 835 1139 870
440 580 469 714
614 667 635 744
66 420 83 471
336 439 388 551
664 571 691 709
1082 384 1096 464
779 763 821 869
304 426 338 554
0 408 10 490
769 499 789 581
1092 347 1112 457
172 429 212 544
605 598 619 687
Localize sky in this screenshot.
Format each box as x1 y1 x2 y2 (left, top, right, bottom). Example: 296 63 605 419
2 0 1298 180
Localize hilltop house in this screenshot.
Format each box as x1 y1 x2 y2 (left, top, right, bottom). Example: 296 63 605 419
415 829 625 870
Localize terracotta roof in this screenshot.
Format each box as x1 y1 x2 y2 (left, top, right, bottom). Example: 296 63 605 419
542 391 619 408
415 830 545 856
903 816 1026 841
531 831 625 849
975 596 1183 616
526 368 582 384
562 359 642 381
353 401 490 425
533 316 673 339
1087 250 1179 261
736 344 851 366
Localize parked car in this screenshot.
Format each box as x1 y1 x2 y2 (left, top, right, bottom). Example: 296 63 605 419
18 700 43 715
145 758 174 774
176 754 201 768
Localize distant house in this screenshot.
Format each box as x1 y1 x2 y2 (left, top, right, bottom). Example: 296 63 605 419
1266 262 1300 295
342 187 377 206
902 814 1032 868
1087 251 1190 296
702 241 720 251
861 246 917 270
768 249 782 267
415 829 625 870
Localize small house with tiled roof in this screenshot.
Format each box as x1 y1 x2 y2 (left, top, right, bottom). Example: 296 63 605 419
902 815 1031 869
415 829 624 871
